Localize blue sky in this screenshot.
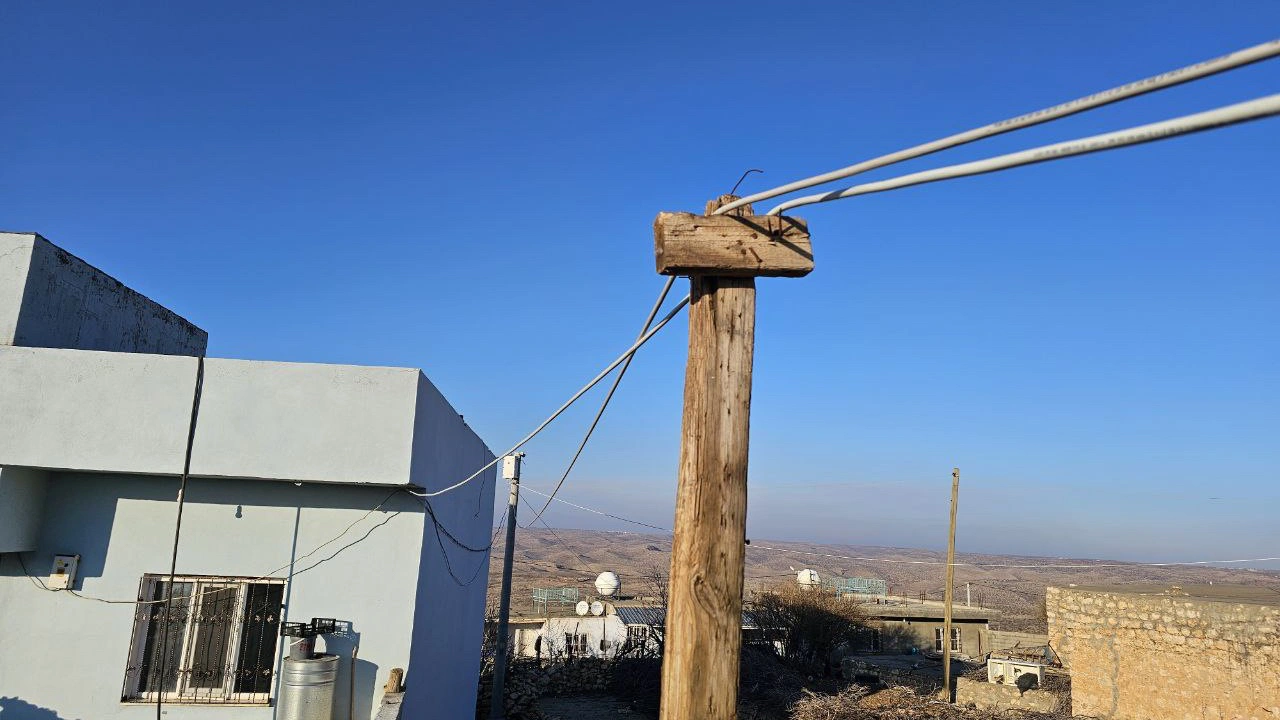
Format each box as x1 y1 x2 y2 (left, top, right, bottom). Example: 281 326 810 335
4 2 1278 567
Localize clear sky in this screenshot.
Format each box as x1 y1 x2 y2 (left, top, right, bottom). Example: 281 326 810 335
4 2 1278 568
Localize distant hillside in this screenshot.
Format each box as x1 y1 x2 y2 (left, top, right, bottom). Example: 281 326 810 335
488 528 1280 632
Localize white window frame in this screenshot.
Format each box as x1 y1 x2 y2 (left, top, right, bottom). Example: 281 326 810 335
933 627 962 653
123 575 285 705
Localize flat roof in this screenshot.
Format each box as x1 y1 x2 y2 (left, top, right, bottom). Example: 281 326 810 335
1055 584 1280 607
855 602 994 621
0 345 491 488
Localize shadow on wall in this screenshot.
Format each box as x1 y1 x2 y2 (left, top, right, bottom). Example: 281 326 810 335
0 696 79 720
321 622 378 720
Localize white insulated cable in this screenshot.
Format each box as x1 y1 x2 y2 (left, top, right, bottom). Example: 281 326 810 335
767 93 1280 215
715 38 1280 216
524 276 678 529
412 292 692 498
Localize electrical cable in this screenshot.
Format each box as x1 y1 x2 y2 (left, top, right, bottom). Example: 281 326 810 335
21 486 406 605
714 38 1280 216
767 93 1280 215
504 490 1280 571
411 292 691 499
746 543 1280 570
519 494 597 572
158 354 205 720
521 486 671 533
525 276 678 528
401 489 494 553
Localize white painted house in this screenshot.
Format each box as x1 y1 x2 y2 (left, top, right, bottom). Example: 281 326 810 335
0 232 496 720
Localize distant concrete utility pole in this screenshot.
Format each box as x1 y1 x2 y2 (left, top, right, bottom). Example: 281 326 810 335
942 467 960 702
653 195 813 720
489 452 524 720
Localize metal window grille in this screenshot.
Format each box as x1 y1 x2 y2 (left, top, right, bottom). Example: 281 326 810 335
121 575 284 705
564 633 588 657
626 625 649 647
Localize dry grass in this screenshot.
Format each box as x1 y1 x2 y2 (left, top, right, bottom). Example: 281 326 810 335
790 685 870 720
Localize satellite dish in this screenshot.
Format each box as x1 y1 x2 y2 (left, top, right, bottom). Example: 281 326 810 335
590 601 605 616
797 569 821 588
575 600 590 616
595 571 620 597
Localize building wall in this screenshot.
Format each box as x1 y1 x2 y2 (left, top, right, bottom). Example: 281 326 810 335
1047 586 1280 720
0 232 207 355
0 347 424 485
527 616 630 658
402 372 497 720
0 473 425 720
866 618 988 657
0 467 49 552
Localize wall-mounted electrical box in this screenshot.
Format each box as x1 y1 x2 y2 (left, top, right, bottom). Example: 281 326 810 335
47 554 79 590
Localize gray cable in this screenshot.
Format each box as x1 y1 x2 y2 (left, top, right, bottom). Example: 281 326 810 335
768 93 1280 214
525 277 677 528
715 38 1280 216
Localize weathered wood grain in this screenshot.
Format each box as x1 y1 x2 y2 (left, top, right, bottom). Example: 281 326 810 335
659 275 755 720
654 212 813 278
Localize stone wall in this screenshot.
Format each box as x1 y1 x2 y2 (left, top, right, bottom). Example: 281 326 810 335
985 629 1050 654
954 677 1059 714
1046 586 1280 720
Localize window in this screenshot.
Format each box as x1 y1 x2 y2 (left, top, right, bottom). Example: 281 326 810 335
933 627 962 653
626 625 650 649
122 575 284 704
564 632 589 657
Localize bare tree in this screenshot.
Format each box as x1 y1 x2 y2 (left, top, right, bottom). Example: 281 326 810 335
634 562 669 657
748 584 870 672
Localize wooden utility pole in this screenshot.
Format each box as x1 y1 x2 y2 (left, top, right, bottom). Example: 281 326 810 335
653 196 813 720
489 453 523 720
941 467 960 702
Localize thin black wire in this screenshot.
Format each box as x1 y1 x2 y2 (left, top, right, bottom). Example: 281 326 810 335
525 277 676 529
412 488 501 588
729 168 764 196
401 489 493 554
519 495 596 573
157 354 204 720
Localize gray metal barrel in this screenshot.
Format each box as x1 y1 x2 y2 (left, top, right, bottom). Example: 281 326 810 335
278 653 339 720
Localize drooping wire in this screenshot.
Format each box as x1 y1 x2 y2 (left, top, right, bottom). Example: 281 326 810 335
714 38 1280 216
19 485 407 605
511 488 1280 571
767 93 1280 215
746 543 1280 570
524 277 678 529
519 493 597 573
521 486 671 534
411 292 691 499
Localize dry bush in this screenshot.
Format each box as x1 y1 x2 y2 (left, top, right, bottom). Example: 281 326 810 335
789 685 870 720
749 585 871 672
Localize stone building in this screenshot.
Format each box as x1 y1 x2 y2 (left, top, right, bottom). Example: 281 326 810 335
1047 583 1280 720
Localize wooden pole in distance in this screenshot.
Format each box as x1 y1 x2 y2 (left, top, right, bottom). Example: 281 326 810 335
654 196 812 720
941 467 960 701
